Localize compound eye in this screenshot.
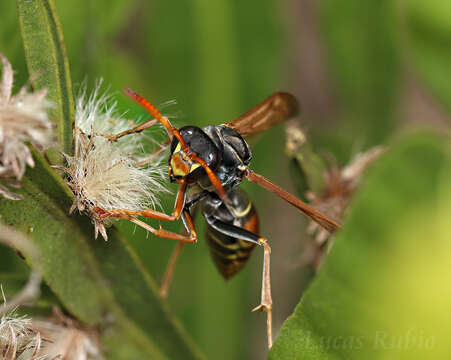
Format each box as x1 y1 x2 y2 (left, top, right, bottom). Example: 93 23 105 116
179 126 221 169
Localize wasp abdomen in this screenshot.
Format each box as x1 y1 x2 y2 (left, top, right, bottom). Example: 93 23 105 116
203 189 259 279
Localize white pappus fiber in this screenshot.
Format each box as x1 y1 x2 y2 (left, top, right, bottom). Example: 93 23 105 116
0 310 40 359
63 82 169 240
0 308 103 360
0 53 54 200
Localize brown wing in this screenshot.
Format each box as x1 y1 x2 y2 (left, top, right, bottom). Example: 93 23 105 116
225 92 300 137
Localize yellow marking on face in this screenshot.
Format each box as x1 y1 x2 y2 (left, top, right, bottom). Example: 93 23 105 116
171 153 190 177
173 142 191 163
171 142 202 176
190 163 201 172
171 161 185 176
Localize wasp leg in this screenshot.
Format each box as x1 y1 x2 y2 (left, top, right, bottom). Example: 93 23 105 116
92 181 196 242
252 239 273 348
129 216 196 243
160 193 207 298
95 181 188 222
134 139 171 168
101 118 158 142
204 215 273 349
160 242 185 298
160 209 198 298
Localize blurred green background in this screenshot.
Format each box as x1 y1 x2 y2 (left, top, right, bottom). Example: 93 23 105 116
1 0 450 359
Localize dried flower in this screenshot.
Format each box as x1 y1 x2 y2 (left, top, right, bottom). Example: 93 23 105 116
303 146 385 269
286 121 385 269
0 53 53 200
61 83 169 240
0 308 103 360
2 276 102 360
0 310 41 360
32 308 103 360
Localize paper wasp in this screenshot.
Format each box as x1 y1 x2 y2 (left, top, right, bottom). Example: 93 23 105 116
95 89 341 348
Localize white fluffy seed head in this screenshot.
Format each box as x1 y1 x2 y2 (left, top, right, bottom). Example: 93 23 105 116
63 82 169 238
32 315 103 360
0 310 40 358
67 132 167 212
0 53 54 183
75 80 163 157
0 308 103 360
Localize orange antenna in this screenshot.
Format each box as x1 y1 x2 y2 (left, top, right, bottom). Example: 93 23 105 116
125 88 230 204
125 88 187 149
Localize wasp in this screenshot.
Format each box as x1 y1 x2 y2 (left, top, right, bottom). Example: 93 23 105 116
95 89 341 348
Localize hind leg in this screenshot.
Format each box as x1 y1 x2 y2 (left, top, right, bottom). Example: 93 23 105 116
204 215 273 348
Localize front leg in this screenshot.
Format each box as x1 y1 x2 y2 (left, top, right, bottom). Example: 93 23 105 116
160 208 198 298
160 193 207 298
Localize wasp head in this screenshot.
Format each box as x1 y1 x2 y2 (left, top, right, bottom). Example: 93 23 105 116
169 126 221 184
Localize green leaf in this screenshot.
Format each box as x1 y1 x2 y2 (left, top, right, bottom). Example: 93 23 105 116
270 133 451 359
404 0 451 112
0 149 204 359
0 2 28 87
17 0 74 154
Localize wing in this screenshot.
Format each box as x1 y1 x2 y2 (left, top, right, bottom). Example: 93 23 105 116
224 92 300 137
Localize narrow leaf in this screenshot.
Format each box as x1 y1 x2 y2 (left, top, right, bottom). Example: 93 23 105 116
270 133 451 359
17 0 74 154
